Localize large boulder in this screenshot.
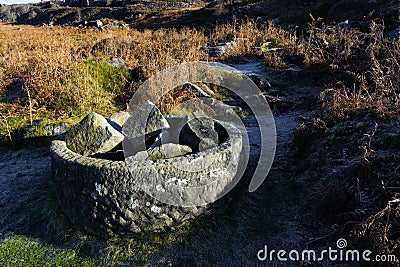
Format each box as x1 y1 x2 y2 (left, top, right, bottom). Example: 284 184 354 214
122 100 170 154
128 143 192 161
65 112 124 156
179 112 219 152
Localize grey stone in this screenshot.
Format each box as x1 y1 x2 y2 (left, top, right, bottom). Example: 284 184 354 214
109 111 130 127
129 143 192 161
45 123 67 137
107 56 129 69
208 41 236 57
183 82 211 98
122 100 170 152
179 112 219 152
65 112 124 156
149 129 171 149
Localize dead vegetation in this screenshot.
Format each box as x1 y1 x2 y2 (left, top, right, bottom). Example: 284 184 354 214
0 16 398 141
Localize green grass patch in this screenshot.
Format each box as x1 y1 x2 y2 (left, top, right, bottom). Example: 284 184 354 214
82 59 130 95
0 235 95 267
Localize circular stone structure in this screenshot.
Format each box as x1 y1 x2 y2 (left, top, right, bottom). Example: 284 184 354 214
50 121 243 237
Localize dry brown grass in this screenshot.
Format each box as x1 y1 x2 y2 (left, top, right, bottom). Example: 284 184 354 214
0 23 209 141
0 17 399 142
211 18 296 60
312 21 400 122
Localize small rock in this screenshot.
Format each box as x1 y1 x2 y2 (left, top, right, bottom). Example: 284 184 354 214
207 41 236 57
107 56 129 69
151 205 161 213
179 112 219 152
183 82 211 98
45 123 67 136
129 143 192 161
95 19 103 28
248 74 271 89
66 112 124 156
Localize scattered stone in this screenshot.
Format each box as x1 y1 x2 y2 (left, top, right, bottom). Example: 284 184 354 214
248 74 271 90
207 41 236 57
210 100 243 118
179 112 219 152
107 56 129 69
197 82 215 96
122 100 170 153
85 20 103 28
183 82 211 98
95 19 103 28
128 143 192 161
45 123 67 136
66 112 124 156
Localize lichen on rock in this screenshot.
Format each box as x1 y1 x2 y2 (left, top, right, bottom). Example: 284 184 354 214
65 112 124 156
128 143 192 161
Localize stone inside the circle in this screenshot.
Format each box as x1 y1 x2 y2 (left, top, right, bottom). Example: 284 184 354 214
179 112 219 152
122 100 170 153
66 100 225 161
127 143 192 161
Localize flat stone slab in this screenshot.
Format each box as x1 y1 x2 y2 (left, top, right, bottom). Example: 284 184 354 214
128 143 192 161
65 112 124 156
